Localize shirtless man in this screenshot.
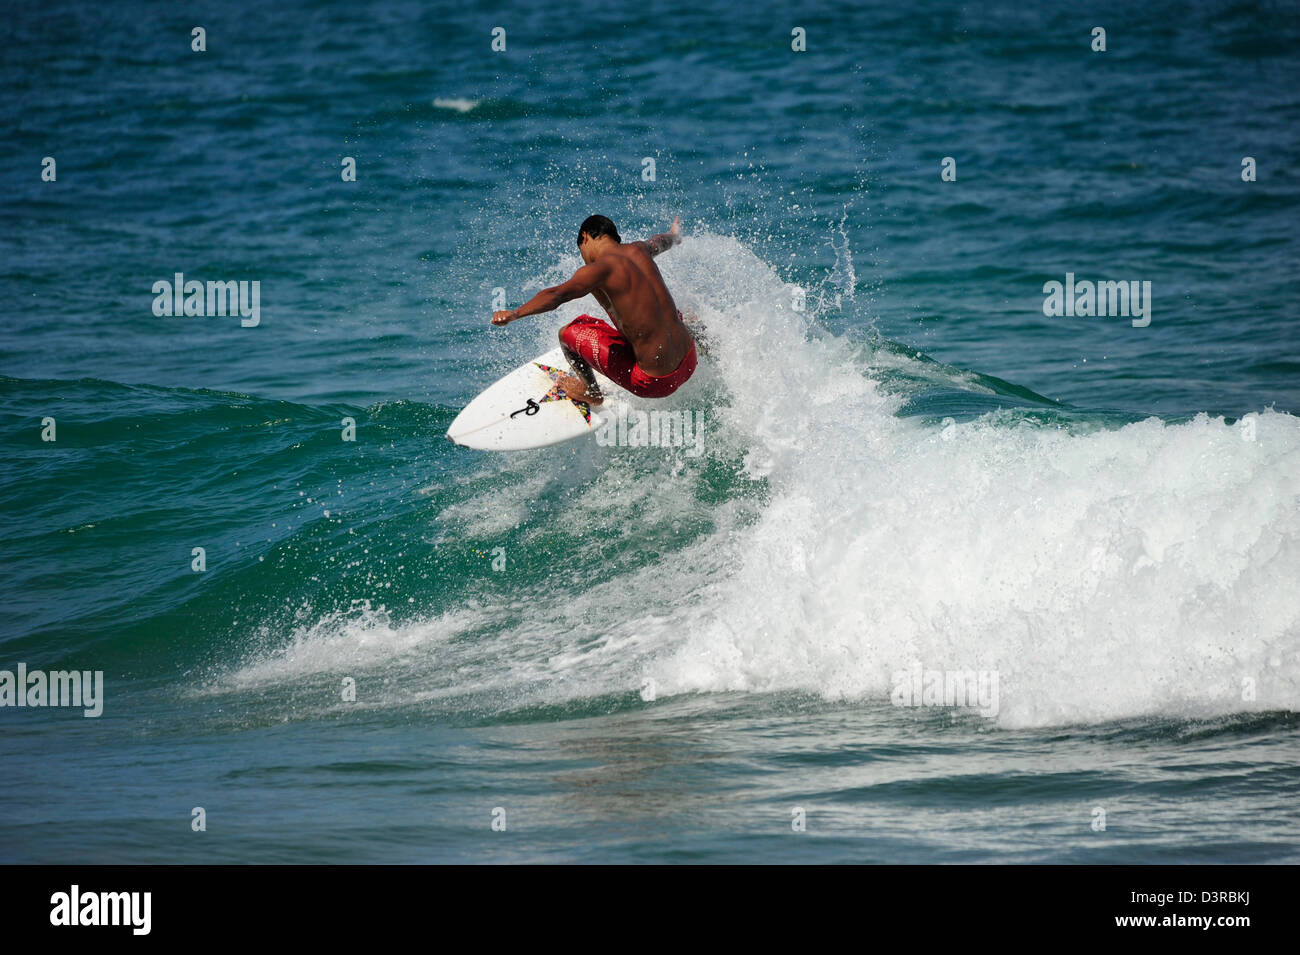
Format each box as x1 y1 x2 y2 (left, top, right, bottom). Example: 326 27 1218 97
490 215 696 406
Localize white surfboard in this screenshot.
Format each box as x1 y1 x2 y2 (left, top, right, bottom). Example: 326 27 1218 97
446 347 612 450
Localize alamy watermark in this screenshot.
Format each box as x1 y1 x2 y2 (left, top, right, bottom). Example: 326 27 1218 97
595 406 705 456
152 273 260 327
1043 272 1151 327
50 886 149 935
891 665 999 718
0 663 103 717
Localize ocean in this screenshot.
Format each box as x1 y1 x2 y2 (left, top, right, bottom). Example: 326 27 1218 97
1 0 1298 863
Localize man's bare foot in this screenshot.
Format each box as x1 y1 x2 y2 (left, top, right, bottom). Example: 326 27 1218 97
559 374 603 406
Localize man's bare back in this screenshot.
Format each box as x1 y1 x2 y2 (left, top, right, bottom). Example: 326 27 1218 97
583 242 692 376
491 215 696 404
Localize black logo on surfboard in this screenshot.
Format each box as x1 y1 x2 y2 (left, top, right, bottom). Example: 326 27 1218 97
510 398 540 419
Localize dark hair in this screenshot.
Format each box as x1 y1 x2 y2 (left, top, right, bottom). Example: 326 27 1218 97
577 214 620 247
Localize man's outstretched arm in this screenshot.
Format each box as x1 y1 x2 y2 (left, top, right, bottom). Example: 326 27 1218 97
492 260 609 325
639 215 682 257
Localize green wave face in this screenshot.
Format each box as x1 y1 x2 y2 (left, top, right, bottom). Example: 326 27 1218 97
3 232 1296 739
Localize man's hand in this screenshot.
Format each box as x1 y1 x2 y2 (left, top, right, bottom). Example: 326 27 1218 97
491 261 608 326
643 217 683 257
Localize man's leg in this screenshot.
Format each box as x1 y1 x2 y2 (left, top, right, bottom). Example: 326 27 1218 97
559 343 604 405
558 316 637 406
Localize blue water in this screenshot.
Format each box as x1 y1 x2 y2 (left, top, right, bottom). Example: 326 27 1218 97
1 0 1298 862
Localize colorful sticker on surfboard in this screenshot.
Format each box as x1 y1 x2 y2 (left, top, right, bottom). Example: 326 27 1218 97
533 362 592 423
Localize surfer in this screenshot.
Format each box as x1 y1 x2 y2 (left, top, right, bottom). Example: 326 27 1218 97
490 215 696 406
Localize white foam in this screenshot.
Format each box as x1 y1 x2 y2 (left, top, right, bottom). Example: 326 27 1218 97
220 602 487 691
226 232 1300 728
432 97 479 113
638 235 1300 727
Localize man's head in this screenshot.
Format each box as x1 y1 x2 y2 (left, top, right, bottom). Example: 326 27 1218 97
577 215 620 263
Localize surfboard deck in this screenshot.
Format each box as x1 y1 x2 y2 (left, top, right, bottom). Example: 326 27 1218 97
446 347 613 451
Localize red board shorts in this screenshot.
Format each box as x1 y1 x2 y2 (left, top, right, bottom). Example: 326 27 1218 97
559 313 697 399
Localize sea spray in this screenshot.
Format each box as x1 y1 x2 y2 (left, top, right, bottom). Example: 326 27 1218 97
216 234 1300 730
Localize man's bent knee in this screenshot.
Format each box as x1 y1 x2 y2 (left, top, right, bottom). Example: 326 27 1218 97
559 320 580 352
